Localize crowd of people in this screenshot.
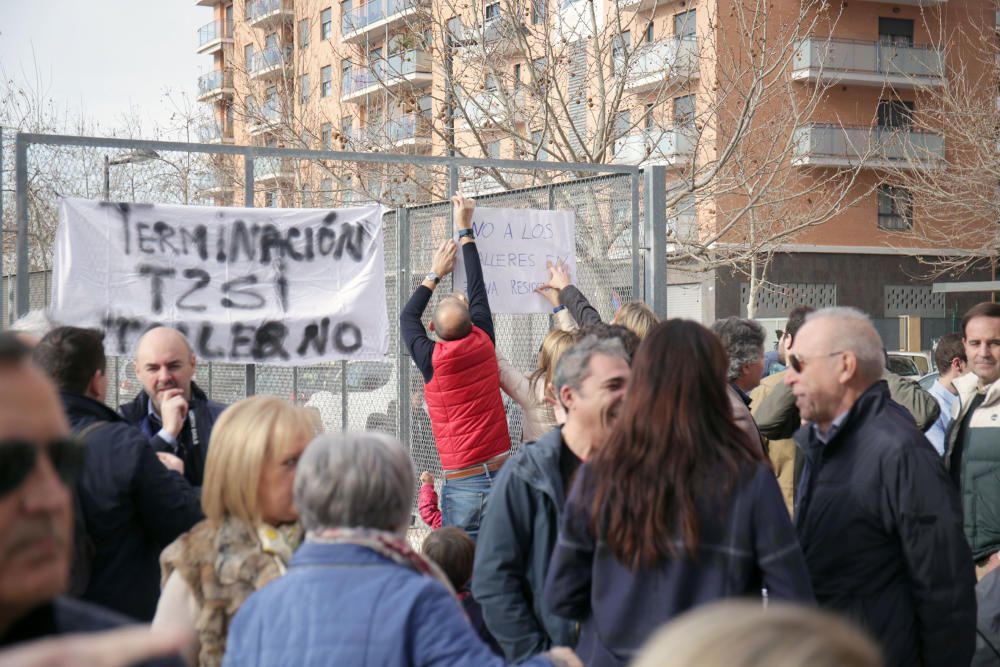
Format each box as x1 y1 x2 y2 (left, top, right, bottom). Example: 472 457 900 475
0 193 998 666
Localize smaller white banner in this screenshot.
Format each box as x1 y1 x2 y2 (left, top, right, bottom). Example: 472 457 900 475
453 208 576 314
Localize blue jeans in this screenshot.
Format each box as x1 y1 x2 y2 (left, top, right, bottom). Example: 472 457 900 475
440 470 495 539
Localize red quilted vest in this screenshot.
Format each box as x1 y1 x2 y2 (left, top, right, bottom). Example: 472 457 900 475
424 326 511 470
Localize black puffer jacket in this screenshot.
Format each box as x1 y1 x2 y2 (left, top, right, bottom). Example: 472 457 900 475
795 381 976 667
64 392 203 621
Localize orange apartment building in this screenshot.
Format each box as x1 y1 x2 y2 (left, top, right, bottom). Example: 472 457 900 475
193 0 995 338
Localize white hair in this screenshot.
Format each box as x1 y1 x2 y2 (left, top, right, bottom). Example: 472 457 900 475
806 307 884 385
10 309 59 340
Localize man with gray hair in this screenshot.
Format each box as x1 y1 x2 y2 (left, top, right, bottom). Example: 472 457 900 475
474 335 631 663
787 307 975 667
223 431 580 667
711 316 766 455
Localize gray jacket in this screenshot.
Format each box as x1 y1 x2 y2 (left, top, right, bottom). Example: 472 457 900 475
472 427 577 663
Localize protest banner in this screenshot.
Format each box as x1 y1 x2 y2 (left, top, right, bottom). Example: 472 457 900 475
453 207 576 314
51 198 389 364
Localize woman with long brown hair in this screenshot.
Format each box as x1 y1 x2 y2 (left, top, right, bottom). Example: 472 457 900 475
543 320 813 667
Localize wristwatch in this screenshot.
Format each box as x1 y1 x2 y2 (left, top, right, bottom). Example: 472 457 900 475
425 271 441 285
458 228 475 240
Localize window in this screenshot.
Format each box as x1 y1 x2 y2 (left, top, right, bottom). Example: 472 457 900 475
244 43 255 70
264 192 277 208
299 18 310 48
531 0 545 24
341 58 352 94
300 74 310 104
513 63 522 89
877 99 914 128
320 178 334 206
225 104 234 133
485 74 498 91
613 31 630 76
321 7 333 39
644 104 654 131
341 0 353 32
878 17 914 47
321 122 333 149
341 115 353 141
531 129 550 160
673 94 695 127
487 140 501 159
301 184 312 207
674 9 696 39
878 185 913 230
418 95 433 118
613 110 630 154
485 1 500 21
321 65 333 96
645 22 654 43
265 32 279 51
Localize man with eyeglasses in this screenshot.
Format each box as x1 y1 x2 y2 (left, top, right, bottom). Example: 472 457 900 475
945 302 1000 580
0 332 184 665
33 327 202 622
786 307 974 667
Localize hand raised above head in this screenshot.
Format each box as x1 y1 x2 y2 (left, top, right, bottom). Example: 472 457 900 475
538 259 572 292
430 239 458 278
450 192 475 230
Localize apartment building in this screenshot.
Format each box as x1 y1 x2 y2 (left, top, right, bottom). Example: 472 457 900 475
193 0 994 331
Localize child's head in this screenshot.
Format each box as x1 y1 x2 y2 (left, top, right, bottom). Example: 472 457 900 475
422 526 475 591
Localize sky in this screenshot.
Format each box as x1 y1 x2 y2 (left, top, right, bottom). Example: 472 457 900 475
0 0 210 137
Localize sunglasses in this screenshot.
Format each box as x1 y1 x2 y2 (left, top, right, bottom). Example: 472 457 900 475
788 351 843 374
0 438 85 498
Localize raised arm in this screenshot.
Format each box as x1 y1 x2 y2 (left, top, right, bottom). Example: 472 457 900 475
539 261 601 328
401 240 457 383
453 193 496 343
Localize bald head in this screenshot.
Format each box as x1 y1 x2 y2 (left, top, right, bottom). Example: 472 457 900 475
432 296 472 341
134 327 197 409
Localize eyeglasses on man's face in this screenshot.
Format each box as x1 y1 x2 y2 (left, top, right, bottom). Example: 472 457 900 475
787 351 843 374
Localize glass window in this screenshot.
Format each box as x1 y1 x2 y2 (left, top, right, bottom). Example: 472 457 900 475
673 94 695 127
264 191 277 208
321 7 333 39
321 65 333 96
299 18 310 48
645 22 654 43
341 0 353 33
265 32 278 51
341 115 353 140
531 0 545 24
244 43 254 70
485 1 500 21
513 63 522 89
644 104 654 130
341 58 352 94
531 129 550 161
877 99 914 128
487 140 501 159
321 122 332 149
613 30 630 76
878 17 914 46
878 185 913 230
320 178 334 206
300 74 310 104
301 184 312 207
674 9 696 38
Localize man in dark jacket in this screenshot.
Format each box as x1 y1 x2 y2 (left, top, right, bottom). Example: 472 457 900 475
0 332 182 666
472 334 631 663
400 193 510 537
34 327 203 621
788 307 976 667
119 326 227 487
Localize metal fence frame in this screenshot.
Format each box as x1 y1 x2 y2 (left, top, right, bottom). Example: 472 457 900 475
8 131 668 527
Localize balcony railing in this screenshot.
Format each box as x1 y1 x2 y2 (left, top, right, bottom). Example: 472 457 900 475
196 122 233 143
792 123 945 169
383 113 431 143
456 15 526 55
613 126 695 165
250 45 293 77
342 0 424 37
793 38 944 88
619 37 699 91
461 88 525 126
246 0 294 26
254 156 293 181
341 50 431 98
197 69 234 98
197 19 233 49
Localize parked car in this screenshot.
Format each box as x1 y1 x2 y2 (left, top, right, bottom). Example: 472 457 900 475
887 351 931 381
918 371 939 390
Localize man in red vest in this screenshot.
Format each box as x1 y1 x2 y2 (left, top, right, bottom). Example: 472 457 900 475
401 193 510 538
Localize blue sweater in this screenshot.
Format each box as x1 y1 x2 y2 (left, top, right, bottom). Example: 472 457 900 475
223 541 554 667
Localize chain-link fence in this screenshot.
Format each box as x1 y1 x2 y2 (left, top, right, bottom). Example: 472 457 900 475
5 132 666 537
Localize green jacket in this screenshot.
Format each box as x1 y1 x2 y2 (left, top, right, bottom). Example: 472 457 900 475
945 373 1000 561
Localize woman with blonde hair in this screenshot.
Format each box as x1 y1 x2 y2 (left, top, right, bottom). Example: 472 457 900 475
152 396 321 667
631 601 882 667
498 327 577 442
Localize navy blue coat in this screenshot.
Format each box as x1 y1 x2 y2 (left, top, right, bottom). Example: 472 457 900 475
0 597 183 667
544 460 813 667
119 381 227 487
795 381 976 667
63 392 203 621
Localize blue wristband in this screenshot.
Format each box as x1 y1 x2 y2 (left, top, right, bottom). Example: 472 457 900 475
552 305 566 314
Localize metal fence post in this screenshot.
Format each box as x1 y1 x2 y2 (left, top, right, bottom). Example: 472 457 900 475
644 166 667 319
630 171 641 303
15 134 28 318
243 151 256 396
396 206 411 448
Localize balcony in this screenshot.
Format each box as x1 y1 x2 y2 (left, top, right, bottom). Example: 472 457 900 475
612 126 695 166
254 156 295 184
249 45 293 80
197 19 234 54
616 0 668 11
342 0 427 43
341 50 433 102
196 121 234 144
246 0 294 29
249 104 282 135
455 15 527 58
195 173 232 196
197 69 234 101
382 113 432 149
196 0 222 6
461 88 526 126
792 123 945 170
792 38 944 90
620 38 699 93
